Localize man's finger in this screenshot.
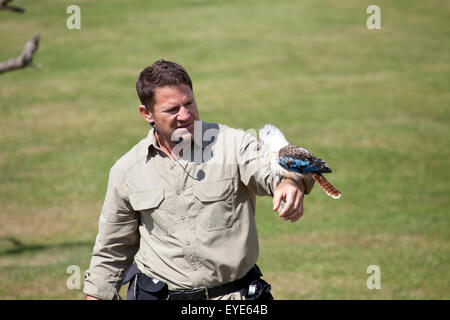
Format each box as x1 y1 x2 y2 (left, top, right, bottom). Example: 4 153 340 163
279 190 295 217
290 196 304 222
273 190 282 211
281 193 303 222
293 192 302 213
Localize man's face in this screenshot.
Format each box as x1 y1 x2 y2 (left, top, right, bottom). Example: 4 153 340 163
144 84 200 143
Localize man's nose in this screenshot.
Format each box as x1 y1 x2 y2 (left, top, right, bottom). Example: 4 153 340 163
177 106 191 121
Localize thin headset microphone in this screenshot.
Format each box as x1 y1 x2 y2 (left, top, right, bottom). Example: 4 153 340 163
150 122 183 145
149 121 202 180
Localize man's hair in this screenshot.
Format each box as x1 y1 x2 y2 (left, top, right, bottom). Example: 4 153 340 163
136 59 193 110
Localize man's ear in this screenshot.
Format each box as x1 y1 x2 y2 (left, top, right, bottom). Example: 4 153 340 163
139 105 154 124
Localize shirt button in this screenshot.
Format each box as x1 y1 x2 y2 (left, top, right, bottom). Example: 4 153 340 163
169 164 174 169
186 241 191 246
176 190 181 195
181 216 185 220
193 267 197 271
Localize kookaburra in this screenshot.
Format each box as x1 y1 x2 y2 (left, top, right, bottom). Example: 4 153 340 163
259 124 341 199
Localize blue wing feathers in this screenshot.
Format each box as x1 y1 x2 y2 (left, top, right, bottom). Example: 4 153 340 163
279 156 310 168
302 165 321 172
279 155 330 174
279 156 312 172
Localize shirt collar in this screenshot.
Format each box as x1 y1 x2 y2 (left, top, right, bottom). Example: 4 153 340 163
144 127 159 160
146 127 158 148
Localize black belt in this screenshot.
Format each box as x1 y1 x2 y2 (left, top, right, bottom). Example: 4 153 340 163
166 267 260 300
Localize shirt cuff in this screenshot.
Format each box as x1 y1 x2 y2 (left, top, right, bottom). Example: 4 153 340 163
83 270 122 300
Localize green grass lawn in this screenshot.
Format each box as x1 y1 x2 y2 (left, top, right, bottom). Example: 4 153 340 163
0 0 448 299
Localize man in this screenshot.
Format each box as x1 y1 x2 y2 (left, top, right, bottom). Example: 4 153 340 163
84 60 314 300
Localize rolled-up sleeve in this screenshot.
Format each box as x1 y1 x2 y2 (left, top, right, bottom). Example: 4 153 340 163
83 165 140 300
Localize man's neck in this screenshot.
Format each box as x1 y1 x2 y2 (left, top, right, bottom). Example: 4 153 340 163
154 130 176 159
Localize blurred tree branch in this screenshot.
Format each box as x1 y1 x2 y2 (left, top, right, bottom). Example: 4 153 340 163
0 34 40 74
0 0 25 13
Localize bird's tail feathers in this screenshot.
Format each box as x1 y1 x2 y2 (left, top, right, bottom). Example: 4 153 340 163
312 173 341 199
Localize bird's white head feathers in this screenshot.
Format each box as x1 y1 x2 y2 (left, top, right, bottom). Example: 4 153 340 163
258 124 289 153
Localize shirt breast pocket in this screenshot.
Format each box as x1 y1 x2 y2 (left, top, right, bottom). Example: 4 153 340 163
129 189 168 236
192 178 235 232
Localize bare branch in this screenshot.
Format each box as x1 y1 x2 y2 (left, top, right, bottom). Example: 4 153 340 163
0 34 40 74
0 0 25 13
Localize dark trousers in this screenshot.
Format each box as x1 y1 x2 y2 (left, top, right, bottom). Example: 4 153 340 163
122 264 273 300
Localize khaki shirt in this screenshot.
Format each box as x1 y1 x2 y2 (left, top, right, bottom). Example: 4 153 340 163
83 121 314 300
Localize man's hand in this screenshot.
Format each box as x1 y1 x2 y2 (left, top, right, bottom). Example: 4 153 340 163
273 178 305 223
